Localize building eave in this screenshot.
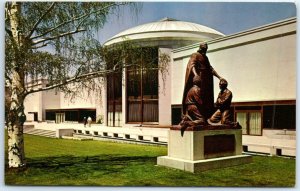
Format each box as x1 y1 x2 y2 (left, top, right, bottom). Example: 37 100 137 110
173 17 296 54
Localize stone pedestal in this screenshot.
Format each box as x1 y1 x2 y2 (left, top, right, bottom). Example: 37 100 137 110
157 126 252 172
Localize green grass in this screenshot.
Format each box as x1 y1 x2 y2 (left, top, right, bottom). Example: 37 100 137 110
5 134 296 187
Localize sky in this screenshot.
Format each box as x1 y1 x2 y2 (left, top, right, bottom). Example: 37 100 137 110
96 1 296 44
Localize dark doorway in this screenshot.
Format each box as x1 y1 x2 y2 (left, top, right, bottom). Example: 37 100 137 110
33 112 38 121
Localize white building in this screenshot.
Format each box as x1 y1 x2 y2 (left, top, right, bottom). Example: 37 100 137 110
24 79 102 123
24 17 296 156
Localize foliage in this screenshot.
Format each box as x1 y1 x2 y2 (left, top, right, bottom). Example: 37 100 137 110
5 134 296 187
5 1 169 98
5 2 141 96
96 115 104 124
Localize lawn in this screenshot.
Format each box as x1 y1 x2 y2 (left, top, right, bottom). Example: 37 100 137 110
5 134 296 187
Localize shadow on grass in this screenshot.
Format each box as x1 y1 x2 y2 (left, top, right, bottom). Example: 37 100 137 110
31 154 156 170
5 154 161 186
6 154 157 179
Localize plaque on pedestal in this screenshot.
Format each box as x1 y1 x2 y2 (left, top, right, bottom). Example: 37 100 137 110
157 126 252 173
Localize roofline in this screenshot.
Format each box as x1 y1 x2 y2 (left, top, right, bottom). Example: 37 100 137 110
105 31 224 46
104 30 224 46
103 19 225 46
173 17 296 53
209 17 296 44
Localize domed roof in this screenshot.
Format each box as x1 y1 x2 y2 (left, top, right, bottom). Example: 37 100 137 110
104 18 224 47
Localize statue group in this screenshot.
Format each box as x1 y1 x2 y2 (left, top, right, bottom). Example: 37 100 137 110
179 42 239 134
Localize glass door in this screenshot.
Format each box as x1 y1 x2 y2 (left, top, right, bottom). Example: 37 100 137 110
107 72 122 127
55 113 65 124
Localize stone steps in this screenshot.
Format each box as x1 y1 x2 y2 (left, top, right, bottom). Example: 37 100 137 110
24 128 56 138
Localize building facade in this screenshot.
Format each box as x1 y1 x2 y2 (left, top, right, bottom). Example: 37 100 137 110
23 17 296 156
24 79 103 123
171 18 296 156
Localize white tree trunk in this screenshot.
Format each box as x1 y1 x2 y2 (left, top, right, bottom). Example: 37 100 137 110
7 119 26 168
7 1 26 168
7 70 27 168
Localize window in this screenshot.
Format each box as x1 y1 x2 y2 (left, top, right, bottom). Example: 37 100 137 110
263 105 295 130
46 111 55 120
107 72 122 127
65 111 78 121
236 111 262 135
79 110 96 122
126 47 158 123
249 112 262 135
55 113 65 124
236 112 247 134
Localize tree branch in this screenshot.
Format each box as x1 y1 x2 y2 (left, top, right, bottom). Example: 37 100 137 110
25 69 113 96
24 62 139 96
31 42 50 49
31 29 86 45
30 2 126 40
26 2 56 39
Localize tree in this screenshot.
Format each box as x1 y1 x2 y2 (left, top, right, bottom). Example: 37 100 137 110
5 1 140 168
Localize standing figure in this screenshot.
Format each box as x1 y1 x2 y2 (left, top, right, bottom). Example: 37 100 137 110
208 79 232 125
83 117 87 127
182 42 223 120
87 116 92 127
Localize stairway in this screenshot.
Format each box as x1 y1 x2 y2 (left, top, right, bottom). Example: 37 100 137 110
24 127 56 138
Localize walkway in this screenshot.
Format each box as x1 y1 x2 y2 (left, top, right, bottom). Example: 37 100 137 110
24 122 169 145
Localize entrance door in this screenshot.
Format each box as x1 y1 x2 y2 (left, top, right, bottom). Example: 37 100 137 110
55 113 65 123
107 72 122 127
33 113 38 121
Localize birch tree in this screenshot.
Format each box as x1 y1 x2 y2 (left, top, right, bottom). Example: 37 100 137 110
5 1 140 169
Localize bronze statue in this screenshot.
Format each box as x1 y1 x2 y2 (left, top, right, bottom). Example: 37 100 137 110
175 43 240 134
179 76 206 131
182 42 223 120
208 79 232 125
181 42 223 123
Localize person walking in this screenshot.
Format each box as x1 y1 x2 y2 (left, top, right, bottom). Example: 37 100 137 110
87 116 92 127
83 117 87 127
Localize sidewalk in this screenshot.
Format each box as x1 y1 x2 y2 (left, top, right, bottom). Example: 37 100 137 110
24 121 169 143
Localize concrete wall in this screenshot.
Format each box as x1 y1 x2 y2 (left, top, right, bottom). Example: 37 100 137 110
58 80 105 123
24 91 42 121
24 79 104 122
24 81 54 121
158 48 172 126
243 129 296 156
60 90 97 109
171 18 296 104
43 89 61 109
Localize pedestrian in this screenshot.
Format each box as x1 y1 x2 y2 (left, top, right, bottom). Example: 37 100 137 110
83 117 87 127
87 116 92 127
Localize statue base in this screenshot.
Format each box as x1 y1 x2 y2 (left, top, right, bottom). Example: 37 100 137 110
157 126 252 173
